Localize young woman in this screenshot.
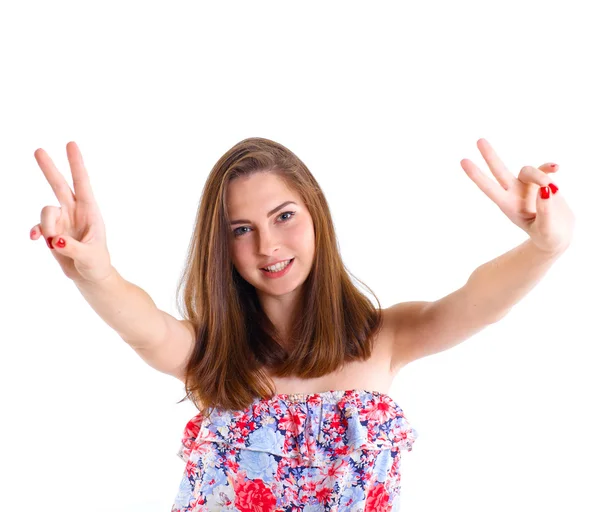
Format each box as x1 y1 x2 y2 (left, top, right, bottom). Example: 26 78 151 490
31 137 574 511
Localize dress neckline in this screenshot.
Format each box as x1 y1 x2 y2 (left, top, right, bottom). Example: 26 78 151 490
260 388 398 405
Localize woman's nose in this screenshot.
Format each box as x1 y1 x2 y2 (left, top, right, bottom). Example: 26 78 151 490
257 231 279 255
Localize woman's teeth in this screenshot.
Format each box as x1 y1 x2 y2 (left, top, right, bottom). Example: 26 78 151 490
264 259 292 272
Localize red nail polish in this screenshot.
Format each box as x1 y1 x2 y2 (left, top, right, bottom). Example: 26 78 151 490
541 187 550 199
549 183 559 194
30 229 36 239
47 236 54 249
550 164 557 168
55 238 66 248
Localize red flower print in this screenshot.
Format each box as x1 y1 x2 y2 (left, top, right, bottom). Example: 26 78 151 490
323 458 348 483
182 416 201 439
187 496 205 509
365 482 391 512
315 486 334 503
234 477 278 512
184 459 195 479
279 406 306 435
224 458 240 473
363 396 396 424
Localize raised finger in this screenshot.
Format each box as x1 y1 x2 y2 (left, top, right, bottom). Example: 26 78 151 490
34 148 76 207
460 157 508 207
66 141 97 206
476 138 515 190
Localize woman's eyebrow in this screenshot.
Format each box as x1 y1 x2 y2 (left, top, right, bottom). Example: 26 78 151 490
230 201 297 225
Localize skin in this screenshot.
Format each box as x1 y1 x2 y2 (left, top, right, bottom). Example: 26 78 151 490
226 172 316 341
460 138 574 254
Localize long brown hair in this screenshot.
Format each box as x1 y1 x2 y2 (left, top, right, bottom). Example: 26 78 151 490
175 137 382 418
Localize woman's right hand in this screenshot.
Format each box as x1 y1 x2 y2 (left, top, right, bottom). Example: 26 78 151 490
30 141 114 284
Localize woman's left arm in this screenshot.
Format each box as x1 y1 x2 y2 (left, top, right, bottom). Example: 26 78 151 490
389 139 575 369
458 137 576 320
461 238 567 324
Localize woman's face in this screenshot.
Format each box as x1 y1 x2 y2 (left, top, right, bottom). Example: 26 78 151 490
226 172 315 298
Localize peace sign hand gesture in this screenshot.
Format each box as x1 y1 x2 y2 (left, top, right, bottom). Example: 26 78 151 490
461 139 575 255
30 142 114 284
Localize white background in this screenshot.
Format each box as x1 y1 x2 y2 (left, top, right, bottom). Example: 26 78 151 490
2 1 598 510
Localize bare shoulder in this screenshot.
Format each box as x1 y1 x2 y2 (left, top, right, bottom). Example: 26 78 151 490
380 302 430 373
381 302 429 334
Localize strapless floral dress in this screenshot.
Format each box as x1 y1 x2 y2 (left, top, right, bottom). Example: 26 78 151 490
172 389 418 511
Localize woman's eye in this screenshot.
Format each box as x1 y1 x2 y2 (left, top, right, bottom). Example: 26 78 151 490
280 211 295 221
233 226 250 237
232 211 296 238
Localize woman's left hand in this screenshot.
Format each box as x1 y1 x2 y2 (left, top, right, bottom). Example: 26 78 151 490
460 138 576 255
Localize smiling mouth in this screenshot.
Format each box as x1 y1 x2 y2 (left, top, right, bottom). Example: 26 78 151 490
260 258 294 271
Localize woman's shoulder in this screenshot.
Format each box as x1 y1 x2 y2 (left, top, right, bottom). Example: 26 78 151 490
379 302 430 372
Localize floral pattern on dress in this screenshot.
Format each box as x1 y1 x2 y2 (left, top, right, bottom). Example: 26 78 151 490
172 389 418 512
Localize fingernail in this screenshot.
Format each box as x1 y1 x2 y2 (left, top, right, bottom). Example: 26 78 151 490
549 183 559 194
550 164 557 168
541 187 550 199
30 229 36 239
55 238 66 249
46 236 54 249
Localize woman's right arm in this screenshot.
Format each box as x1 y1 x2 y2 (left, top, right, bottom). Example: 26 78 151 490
74 267 195 382
31 142 193 382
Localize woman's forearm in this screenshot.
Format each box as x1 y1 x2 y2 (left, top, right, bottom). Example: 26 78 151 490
73 268 169 349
